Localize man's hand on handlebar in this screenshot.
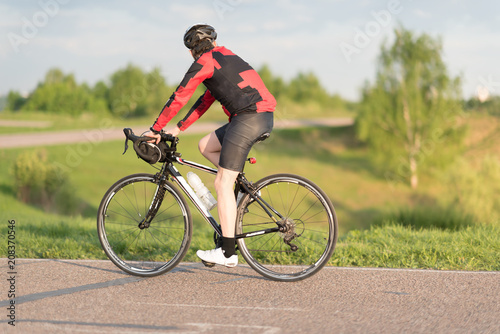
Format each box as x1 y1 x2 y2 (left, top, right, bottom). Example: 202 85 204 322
144 126 180 144
143 131 162 144
164 126 181 138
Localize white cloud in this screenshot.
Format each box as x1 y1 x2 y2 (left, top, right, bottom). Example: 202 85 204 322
1 1 499 100
235 24 258 33
0 4 21 29
170 3 217 22
262 20 288 31
414 9 432 18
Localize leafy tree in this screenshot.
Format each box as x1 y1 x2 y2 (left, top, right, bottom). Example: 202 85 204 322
356 26 466 189
21 68 109 115
92 80 109 101
5 91 27 111
288 72 330 104
465 95 500 117
107 64 169 117
258 65 286 99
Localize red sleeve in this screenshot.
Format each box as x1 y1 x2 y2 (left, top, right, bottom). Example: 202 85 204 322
177 89 216 130
152 54 214 131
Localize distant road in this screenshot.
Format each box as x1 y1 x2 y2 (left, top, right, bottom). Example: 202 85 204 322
0 118 353 149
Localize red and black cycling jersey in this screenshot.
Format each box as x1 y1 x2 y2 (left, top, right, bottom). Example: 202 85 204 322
152 46 276 132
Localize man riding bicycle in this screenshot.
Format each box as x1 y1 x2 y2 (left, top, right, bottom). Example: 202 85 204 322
144 24 276 267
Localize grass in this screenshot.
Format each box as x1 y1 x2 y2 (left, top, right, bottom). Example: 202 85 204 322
333 224 500 270
1 113 499 271
373 206 475 231
2 203 499 271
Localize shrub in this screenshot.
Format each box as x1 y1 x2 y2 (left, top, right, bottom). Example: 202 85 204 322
447 156 500 224
11 150 79 213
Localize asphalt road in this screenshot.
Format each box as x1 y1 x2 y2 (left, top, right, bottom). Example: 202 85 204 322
1 259 499 333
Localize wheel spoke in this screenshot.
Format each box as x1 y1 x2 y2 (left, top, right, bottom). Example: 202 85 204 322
237 174 337 282
97 174 192 277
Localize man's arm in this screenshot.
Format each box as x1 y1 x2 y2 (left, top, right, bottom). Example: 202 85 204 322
176 89 216 131
151 56 214 132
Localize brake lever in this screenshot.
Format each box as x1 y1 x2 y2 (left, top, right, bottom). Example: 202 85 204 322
123 136 129 155
122 127 167 155
122 128 133 155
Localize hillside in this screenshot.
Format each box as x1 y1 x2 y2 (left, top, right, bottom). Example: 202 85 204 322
0 112 499 269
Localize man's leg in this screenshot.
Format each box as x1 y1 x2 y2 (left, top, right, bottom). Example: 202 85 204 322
214 167 239 239
198 131 221 168
199 131 239 238
195 167 239 267
196 132 239 266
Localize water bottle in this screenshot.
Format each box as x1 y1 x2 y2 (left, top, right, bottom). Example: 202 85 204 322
187 172 217 211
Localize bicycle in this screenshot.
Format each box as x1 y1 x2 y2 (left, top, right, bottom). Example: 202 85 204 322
97 128 338 282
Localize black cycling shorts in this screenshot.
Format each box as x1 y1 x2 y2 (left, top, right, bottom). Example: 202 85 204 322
215 112 273 172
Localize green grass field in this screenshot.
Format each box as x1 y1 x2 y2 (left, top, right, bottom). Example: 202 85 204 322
1 112 499 271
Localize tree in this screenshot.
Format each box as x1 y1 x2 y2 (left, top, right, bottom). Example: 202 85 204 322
288 72 330 104
107 64 169 117
465 95 500 117
356 26 466 189
5 91 27 111
20 68 109 115
92 80 109 101
258 65 286 99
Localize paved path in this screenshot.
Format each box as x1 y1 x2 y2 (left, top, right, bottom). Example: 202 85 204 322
0 120 52 128
0 118 354 149
1 259 499 333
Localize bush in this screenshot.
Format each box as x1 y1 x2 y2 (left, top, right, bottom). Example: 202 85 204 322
447 156 500 224
11 150 80 214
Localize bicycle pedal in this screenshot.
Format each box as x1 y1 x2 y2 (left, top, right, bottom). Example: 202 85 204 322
201 260 216 268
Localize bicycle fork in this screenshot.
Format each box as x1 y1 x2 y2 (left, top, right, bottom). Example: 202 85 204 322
138 174 167 229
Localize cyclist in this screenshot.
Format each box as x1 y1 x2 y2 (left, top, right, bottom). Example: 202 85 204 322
144 24 276 267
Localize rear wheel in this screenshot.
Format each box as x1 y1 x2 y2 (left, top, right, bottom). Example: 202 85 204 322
236 174 337 282
97 173 192 277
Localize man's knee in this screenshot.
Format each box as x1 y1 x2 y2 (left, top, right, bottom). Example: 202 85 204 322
199 132 220 157
215 168 238 192
198 140 205 157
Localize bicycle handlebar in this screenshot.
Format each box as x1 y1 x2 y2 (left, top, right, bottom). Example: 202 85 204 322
122 128 179 157
123 128 177 144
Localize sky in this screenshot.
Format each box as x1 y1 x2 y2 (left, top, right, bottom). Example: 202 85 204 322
1 0 499 101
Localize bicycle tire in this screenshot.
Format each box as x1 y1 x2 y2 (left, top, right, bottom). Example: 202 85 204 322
236 173 337 282
97 173 192 277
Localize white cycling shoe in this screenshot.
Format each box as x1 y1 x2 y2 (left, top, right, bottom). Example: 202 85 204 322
196 247 238 268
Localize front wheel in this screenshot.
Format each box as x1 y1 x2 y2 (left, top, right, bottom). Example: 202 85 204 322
236 174 337 282
97 173 192 277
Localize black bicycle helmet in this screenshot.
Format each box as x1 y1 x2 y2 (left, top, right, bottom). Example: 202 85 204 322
183 23 217 49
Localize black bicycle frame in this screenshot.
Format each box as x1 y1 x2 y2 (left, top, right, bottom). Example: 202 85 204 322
164 157 282 239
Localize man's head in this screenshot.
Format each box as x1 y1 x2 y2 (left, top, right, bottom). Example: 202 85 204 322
183 24 217 59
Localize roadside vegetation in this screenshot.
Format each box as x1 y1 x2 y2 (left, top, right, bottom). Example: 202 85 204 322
1 116 499 270
1 26 499 271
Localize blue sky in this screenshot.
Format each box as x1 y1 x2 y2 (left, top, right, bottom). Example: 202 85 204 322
1 0 499 101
